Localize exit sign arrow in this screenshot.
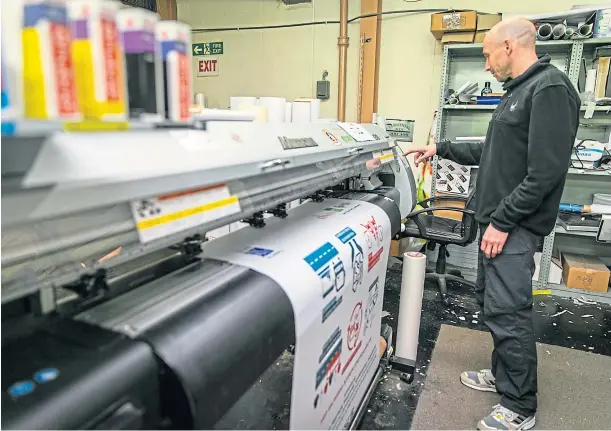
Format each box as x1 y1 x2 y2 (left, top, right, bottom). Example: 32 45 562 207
192 42 224 56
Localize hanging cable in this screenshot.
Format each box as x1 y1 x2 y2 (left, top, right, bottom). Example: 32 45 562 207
191 8 451 33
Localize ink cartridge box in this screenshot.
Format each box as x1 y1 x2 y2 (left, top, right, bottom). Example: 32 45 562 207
117 7 164 122
156 21 192 123
68 0 127 120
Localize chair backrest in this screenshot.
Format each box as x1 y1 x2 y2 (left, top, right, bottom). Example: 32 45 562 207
461 185 478 244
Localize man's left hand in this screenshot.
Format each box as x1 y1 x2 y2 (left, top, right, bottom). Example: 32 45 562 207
481 225 509 258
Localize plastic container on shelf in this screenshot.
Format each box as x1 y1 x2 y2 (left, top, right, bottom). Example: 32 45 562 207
2 0 81 122
68 0 127 121
116 7 164 122
156 20 192 123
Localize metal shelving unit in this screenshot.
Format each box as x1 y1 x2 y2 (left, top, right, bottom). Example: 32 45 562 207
433 38 611 300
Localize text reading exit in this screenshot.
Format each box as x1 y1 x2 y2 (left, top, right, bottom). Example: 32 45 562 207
197 57 219 77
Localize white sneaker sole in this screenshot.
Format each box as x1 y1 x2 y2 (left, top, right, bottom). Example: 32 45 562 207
460 378 497 393
477 415 536 430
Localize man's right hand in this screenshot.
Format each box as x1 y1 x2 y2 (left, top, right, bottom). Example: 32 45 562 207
404 146 437 167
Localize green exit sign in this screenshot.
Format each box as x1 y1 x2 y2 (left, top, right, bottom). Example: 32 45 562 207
192 42 224 56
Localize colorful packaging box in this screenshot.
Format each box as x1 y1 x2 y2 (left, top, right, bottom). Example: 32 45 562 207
156 21 192 123
68 0 127 120
117 7 163 122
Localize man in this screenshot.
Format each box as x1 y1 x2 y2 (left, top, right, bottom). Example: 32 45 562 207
405 18 580 430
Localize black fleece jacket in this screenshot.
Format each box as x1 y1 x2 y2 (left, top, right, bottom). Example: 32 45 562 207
437 55 580 236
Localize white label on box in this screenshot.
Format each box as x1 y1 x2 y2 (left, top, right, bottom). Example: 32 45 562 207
337 122 376 142
130 184 241 243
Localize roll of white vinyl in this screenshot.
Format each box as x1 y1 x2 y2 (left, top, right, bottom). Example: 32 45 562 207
295 97 321 121
205 199 391 430
193 108 256 122
258 97 286 123
238 105 268 122
285 102 293 123
585 69 597 93
395 251 427 364
194 93 207 108
291 100 312 122
230 96 257 110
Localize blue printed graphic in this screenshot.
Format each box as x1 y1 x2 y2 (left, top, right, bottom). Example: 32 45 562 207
304 243 345 298
335 227 364 292
245 247 274 257
34 368 59 384
322 296 343 323
316 340 342 389
336 227 357 244
319 327 342 363
8 380 35 398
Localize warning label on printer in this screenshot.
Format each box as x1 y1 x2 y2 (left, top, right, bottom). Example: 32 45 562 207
130 184 241 243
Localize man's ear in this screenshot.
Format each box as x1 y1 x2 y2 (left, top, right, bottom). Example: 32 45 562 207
504 40 512 55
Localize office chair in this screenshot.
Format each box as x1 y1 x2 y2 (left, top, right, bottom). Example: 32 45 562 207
402 187 478 305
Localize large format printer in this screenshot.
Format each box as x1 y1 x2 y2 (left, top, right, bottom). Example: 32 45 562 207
1 120 419 429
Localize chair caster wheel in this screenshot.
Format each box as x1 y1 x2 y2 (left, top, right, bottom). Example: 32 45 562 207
448 269 462 277
441 296 450 306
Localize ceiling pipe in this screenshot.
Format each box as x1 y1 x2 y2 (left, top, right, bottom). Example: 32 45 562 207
337 0 349 122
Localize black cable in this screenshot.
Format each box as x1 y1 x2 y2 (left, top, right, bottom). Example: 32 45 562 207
191 8 448 33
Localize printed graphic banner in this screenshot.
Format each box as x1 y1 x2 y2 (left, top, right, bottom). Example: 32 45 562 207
203 199 391 429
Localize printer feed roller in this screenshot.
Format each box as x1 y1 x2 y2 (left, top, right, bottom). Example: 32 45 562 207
76 259 295 429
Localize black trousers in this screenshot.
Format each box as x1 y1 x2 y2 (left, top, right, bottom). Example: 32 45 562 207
475 224 539 417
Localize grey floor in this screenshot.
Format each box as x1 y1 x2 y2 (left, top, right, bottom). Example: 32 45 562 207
411 325 611 430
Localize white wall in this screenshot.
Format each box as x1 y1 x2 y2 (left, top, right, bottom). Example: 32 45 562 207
178 0 601 146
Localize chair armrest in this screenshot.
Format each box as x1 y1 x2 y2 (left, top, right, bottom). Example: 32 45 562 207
404 207 475 240
407 207 475 219
418 195 468 209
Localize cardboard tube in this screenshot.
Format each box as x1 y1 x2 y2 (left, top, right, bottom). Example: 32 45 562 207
395 251 427 365
552 23 566 40
578 23 593 38
537 23 553 41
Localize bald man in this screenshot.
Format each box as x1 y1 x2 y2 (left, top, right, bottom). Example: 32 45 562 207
406 18 579 430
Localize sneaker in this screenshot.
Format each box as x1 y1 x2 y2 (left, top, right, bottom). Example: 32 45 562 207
460 369 497 392
477 404 536 430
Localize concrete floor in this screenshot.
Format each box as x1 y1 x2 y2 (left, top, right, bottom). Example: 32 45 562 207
215 267 611 430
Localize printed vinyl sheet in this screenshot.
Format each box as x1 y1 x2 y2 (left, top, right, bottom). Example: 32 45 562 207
203 199 391 430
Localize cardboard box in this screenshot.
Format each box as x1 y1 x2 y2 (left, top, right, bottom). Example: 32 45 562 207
431 192 467 222
438 158 472 175
435 172 469 196
474 30 488 43
441 31 475 44
431 10 477 39
594 57 610 99
561 253 610 293
477 13 502 31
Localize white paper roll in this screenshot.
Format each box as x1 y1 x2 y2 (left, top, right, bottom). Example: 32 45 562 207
194 93 207 108
395 251 427 364
238 105 268 122
291 101 312 123
193 108 256 122
285 102 293 123
295 97 321 121
585 69 597 93
258 97 286 123
230 96 257 110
